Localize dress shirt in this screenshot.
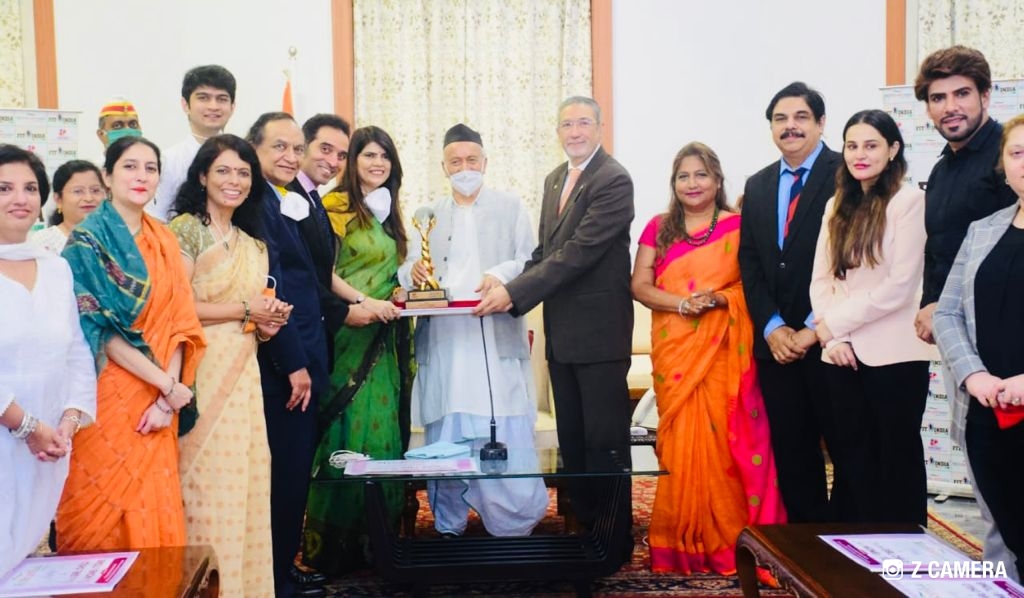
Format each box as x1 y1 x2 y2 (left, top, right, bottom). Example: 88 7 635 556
764 140 825 338
922 118 1015 306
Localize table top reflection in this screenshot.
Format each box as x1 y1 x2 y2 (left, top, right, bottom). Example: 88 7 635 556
311 445 664 483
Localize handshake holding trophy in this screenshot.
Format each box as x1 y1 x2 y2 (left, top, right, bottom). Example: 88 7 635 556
402 207 450 309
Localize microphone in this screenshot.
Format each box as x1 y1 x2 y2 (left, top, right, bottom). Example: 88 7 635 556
478 316 507 470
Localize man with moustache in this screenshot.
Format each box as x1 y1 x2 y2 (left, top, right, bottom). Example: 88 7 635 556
149 65 237 221
246 112 329 597
476 97 634 558
738 81 842 522
913 45 1018 579
399 124 547 537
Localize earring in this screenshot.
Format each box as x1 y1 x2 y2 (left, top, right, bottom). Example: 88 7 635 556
201 185 206 193
57 206 62 214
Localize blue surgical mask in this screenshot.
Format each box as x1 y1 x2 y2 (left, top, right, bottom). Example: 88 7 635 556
105 128 142 144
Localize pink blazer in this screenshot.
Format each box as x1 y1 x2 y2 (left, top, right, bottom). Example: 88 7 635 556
810 184 934 367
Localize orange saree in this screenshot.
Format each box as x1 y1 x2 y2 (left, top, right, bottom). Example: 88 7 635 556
641 213 786 574
58 213 205 551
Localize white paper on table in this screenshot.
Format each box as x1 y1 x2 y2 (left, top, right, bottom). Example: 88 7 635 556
818 534 969 572
345 457 479 476
0 551 139 596
885 577 1024 597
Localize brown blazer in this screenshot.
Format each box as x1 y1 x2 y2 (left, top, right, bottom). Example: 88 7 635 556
506 146 635 364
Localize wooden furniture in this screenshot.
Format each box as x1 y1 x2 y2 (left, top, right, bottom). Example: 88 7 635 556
735 523 921 597
61 545 218 598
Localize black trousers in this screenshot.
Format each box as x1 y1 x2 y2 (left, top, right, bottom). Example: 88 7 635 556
823 359 928 525
967 401 1024 576
263 386 319 596
548 358 632 531
756 346 834 522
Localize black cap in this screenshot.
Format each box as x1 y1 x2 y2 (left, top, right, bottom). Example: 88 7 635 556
443 123 482 147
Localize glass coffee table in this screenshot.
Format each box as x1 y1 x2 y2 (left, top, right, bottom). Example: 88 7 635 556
313 445 664 597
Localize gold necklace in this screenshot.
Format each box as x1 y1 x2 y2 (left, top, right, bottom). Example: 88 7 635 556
209 218 233 250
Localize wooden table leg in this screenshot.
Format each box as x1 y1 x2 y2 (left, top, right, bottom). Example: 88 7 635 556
735 543 761 598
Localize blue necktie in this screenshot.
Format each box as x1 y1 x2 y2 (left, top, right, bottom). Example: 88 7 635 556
308 188 332 241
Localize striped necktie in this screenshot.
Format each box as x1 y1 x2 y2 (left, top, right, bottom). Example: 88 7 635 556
784 167 808 238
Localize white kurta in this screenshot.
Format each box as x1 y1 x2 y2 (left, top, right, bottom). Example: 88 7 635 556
0 254 96 576
409 197 547 536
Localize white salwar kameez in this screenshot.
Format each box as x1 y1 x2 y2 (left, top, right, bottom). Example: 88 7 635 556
406 192 547 537
0 249 96 576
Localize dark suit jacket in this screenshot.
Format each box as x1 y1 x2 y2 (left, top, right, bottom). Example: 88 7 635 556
738 145 842 361
256 182 329 397
506 146 634 364
286 179 349 338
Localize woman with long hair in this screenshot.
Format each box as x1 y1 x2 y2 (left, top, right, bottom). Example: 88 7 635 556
57 136 206 550
810 109 932 524
303 125 413 574
31 160 106 254
935 114 1024 576
169 134 290 596
0 145 95 576
632 142 785 574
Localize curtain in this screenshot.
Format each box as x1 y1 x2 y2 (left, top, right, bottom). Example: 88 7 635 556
917 0 1023 80
352 0 592 224
0 0 26 107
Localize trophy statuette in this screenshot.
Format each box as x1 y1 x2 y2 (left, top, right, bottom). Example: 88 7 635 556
406 207 449 309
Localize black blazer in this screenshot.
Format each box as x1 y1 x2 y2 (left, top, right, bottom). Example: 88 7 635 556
738 145 842 361
506 146 634 363
256 183 329 397
286 179 349 337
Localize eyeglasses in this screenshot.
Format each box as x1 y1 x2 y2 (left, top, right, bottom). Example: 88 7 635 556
66 186 106 199
558 118 597 131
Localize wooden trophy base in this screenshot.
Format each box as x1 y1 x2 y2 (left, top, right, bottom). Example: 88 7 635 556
406 288 449 310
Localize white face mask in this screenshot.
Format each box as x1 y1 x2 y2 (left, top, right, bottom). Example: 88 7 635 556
449 169 484 197
280 191 310 221
364 187 392 223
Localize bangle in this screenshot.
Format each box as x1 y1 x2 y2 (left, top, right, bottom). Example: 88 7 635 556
11 412 39 440
241 300 251 330
161 376 176 397
677 298 689 317
255 328 271 343
61 413 82 434
154 398 174 414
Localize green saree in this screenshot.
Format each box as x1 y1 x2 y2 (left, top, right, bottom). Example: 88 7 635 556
302 213 414 575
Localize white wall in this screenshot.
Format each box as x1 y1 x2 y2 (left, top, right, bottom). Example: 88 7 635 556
52 0 886 238
613 0 887 247
53 0 335 161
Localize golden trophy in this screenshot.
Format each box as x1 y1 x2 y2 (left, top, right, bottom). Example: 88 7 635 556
406 207 449 309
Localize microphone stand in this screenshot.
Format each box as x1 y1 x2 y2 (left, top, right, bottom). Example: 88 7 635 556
478 316 507 470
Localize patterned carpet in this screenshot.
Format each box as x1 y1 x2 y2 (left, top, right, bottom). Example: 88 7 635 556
325 478 791 597
324 477 985 597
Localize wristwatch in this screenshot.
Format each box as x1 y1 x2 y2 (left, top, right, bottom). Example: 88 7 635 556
354 294 366 304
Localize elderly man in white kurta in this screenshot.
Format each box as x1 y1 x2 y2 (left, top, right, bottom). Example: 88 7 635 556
398 124 548 536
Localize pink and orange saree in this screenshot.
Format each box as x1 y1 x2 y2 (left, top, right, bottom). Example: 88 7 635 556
640 212 786 574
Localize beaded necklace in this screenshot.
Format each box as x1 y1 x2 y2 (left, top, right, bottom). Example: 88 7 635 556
681 205 720 246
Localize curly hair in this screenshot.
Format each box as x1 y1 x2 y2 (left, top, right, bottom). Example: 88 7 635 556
171 134 265 242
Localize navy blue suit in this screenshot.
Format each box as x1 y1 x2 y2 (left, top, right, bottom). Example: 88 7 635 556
256 182 329 595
